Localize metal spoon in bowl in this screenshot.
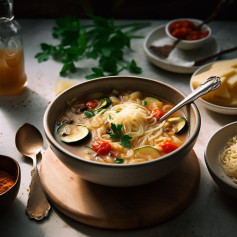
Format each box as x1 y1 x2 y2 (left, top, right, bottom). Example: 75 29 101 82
15 123 51 220
159 76 221 122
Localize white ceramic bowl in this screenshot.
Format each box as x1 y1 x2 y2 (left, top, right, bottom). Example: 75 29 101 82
44 76 201 187
165 18 211 50
190 61 237 115
205 121 237 198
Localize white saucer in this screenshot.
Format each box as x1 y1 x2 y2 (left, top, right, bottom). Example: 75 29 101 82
144 25 220 74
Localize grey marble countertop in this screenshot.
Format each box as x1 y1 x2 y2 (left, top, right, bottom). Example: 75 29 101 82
1 19 237 237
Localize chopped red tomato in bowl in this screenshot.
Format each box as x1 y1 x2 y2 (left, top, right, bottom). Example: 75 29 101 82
151 108 164 120
86 100 98 109
158 139 179 153
91 139 112 156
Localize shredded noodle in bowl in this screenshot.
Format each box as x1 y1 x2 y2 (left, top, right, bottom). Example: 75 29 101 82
57 91 185 164
220 135 237 183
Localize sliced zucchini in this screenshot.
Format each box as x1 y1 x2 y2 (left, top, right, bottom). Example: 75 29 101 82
57 124 90 143
142 97 163 110
96 97 111 110
134 146 160 159
167 116 187 134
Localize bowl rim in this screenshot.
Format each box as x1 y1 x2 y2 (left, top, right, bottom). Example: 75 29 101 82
165 18 211 43
44 76 201 168
190 59 237 112
204 121 237 190
0 155 21 195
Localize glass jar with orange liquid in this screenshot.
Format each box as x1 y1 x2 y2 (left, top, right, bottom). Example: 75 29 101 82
0 0 27 96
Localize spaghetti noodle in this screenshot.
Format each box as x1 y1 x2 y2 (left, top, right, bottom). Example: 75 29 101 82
220 135 237 183
55 90 187 164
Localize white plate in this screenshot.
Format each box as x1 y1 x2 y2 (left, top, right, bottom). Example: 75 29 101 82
143 25 220 74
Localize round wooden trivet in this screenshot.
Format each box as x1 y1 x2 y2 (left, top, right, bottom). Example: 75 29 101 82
40 148 200 230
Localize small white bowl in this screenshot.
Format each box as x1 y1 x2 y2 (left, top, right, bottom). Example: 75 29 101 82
190 61 237 115
205 121 237 198
165 18 211 50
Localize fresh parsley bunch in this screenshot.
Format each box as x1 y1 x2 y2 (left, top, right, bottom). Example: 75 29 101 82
35 15 150 79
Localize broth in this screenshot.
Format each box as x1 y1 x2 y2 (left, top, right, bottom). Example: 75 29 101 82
55 90 188 164
0 48 27 95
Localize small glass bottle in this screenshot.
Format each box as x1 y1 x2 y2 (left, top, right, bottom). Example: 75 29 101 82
0 0 27 95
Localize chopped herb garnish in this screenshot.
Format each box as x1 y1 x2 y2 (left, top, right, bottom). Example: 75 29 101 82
115 158 124 164
109 115 112 120
111 123 122 136
110 123 132 148
110 134 120 140
121 135 132 148
142 100 147 106
84 110 95 118
35 15 150 78
84 108 105 118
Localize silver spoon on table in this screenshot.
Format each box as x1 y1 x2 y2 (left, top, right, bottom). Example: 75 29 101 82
159 76 221 122
15 123 51 220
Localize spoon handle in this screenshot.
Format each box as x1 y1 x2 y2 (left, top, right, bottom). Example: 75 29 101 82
194 46 237 66
197 0 231 28
26 155 51 220
159 76 221 121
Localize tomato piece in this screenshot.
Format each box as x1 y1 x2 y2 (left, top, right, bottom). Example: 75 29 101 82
91 139 112 156
86 100 98 109
158 139 179 153
151 108 164 120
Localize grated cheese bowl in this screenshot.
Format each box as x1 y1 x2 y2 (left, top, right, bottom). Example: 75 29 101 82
43 76 201 187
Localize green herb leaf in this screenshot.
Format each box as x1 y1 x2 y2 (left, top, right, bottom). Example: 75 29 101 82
115 158 124 164
35 15 150 78
127 59 142 73
35 52 49 62
110 123 132 148
84 110 95 118
85 67 105 79
121 134 132 148
110 134 120 140
111 123 122 136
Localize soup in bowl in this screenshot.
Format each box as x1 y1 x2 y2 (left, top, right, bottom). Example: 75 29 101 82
44 76 200 187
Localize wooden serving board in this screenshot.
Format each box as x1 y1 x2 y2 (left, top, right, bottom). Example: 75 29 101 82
40 148 200 230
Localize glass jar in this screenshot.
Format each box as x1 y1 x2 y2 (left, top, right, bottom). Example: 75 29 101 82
0 0 27 96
